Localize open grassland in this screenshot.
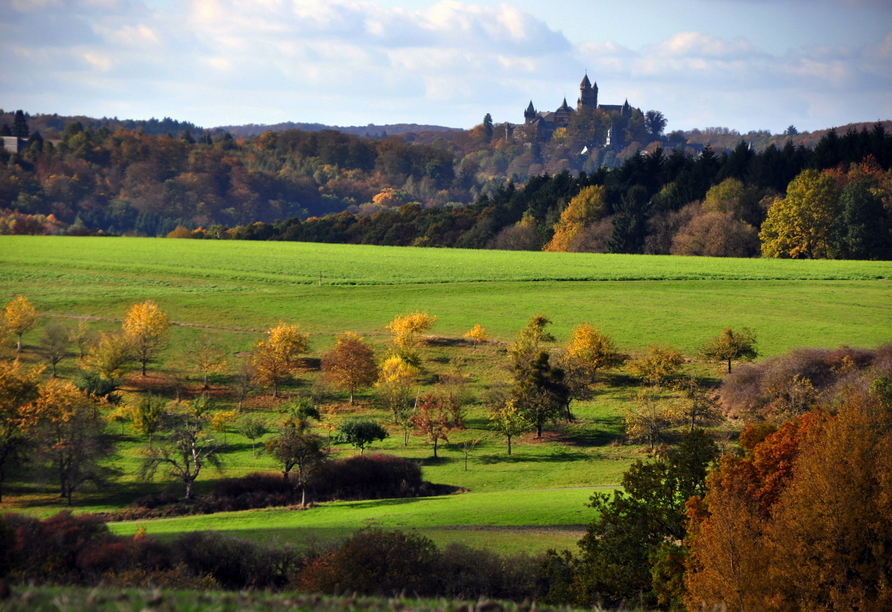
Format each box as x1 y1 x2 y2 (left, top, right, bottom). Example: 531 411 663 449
2 236 891 355
1 235 891 554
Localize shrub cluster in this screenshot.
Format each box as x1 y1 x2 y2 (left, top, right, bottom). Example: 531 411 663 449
100 454 452 521
719 343 892 421
0 514 543 602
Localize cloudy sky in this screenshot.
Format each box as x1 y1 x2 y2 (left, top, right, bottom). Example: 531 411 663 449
1 0 890 134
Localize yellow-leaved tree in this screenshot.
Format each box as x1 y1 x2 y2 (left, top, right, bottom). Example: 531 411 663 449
759 169 841 259
386 311 437 354
375 355 420 430
566 323 622 378
544 185 606 252
2 295 39 353
252 323 310 397
122 300 170 376
463 324 488 345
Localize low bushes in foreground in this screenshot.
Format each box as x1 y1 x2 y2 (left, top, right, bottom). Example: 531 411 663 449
0 513 541 602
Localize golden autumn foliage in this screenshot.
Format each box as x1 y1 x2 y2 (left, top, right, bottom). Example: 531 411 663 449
2 295 39 352
0 360 42 501
629 344 685 385
321 332 378 403
566 323 621 373
544 185 607 252
760 169 841 259
375 354 420 423
122 300 170 376
701 327 758 373
82 330 133 379
386 311 437 350
463 324 488 344
251 323 310 397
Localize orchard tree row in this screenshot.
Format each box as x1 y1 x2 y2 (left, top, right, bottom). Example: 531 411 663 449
1 294 761 507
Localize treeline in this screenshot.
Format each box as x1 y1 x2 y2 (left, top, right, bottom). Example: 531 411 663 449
3 103 891 257
185 125 892 259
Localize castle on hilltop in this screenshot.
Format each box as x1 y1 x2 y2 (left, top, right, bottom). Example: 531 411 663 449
522 73 638 140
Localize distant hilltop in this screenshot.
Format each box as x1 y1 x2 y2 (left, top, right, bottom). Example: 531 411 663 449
216 122 461 138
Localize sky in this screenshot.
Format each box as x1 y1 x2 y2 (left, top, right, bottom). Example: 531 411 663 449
1 0 891 134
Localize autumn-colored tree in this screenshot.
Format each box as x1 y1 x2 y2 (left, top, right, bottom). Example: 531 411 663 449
463 324 488 345
702 327 758 373
122 300 170 376
670 211 760 258
82 330 133 380
0 360 41 501
210 409 238 444
129 393 167 449
251 323 310 397
188 334 228 389
26 379 115 505
566 323 622 378
489 399 529 455
321 332 378 403
410 392 462 458
544 185 607 252
39 323 71 377
375 354 419 425
139 394 224 499
2 295 39 353
386 311 437 352
629 344 685 386
760 169 841 258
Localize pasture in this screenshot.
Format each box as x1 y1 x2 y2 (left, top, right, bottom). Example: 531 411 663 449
1 235 891 553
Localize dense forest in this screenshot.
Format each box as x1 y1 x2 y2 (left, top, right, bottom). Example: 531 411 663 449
2 108 891 258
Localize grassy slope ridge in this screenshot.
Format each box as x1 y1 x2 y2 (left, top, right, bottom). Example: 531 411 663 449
2 235 891 554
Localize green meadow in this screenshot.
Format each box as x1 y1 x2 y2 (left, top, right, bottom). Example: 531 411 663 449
1 235 891 553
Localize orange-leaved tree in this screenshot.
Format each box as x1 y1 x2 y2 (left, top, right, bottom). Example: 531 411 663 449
0 360 42 501
122 300 170 376
321 332 378 404
410 391 462 459
251 323 310 397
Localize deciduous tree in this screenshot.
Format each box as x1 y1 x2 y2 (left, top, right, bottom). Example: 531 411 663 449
238 416 269 458
0 360 41 501
386 311 437 353
188 334 228 389
139 394 224 499
760 169 841 258
122 300 170 376
26 379 116 506
336 418 388 455
251 323 310 397
129 393 167 449
544 186 607 252
489 399 529 456
2 295 39 353
410 391 461 458
82 330 133 380
701 327 757 373
375 355 419 424
463 324 488 345
39 323 71 377
265 424 326 506
629 344 684 386
321 332 378 403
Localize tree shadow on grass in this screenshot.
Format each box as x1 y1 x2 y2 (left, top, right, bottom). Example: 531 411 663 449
477 451 590 465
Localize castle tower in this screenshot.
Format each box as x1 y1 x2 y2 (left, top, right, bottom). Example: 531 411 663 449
578 73 598 110
524 100 537 124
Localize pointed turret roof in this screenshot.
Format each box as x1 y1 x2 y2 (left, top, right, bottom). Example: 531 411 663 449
526 100 536 113
559 97 571 111
580 73 591 88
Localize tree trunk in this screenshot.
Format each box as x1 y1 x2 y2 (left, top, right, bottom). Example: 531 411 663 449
433 438 438 458
16 335 22 353
141 360 147 376
507 435 512 456
727 358 733 373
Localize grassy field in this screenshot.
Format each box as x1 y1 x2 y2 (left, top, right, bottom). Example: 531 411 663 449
1 235 891 555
